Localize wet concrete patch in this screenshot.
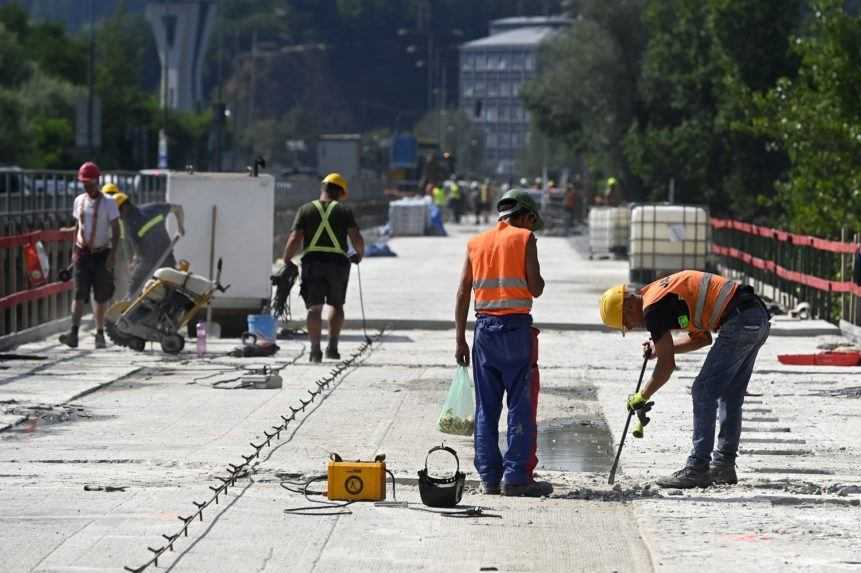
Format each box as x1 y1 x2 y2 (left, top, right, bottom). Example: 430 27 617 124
533 419 614 473
538 385 598 401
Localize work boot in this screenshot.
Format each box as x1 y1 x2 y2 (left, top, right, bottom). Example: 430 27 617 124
59 328 79 349
480 482 501 495
94 330 107 349
655 466 712 489
710 463 738 485
501 480 553 497
325 346 340 360
309 349 323 363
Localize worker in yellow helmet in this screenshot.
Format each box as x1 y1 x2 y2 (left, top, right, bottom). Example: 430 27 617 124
282 173 365 363
599 272 770 489
105 187 186 299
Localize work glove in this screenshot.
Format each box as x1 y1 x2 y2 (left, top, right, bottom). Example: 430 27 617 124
626 392 654 439
348 253 361 264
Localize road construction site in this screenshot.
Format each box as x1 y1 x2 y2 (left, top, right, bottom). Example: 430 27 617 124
1 222 860 573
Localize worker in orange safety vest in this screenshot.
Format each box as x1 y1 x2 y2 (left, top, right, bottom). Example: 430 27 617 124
454 189 551 498
599 271 771 488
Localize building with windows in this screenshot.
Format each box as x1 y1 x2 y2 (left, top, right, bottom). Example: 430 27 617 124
459 16 570 177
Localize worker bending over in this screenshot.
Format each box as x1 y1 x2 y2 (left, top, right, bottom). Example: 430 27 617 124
105 189 185 298
283 173 364 363
455 189 551 497
599 271 770 488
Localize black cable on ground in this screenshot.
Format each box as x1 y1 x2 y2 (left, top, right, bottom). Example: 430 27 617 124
282 476 355 516
123 332 381 572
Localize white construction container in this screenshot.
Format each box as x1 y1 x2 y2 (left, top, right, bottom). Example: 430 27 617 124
589 207 630 257
165 172 275 313
629 204 710 283
388 197 429 236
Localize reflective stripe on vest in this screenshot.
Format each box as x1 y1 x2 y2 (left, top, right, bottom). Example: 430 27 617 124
137 214 165 238
468 221 533 316
306 200 346 255
641 270 739 333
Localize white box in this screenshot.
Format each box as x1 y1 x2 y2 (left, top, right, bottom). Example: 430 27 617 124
165 172 275 310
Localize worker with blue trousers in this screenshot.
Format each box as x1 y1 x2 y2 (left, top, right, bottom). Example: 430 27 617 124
454 189 552 497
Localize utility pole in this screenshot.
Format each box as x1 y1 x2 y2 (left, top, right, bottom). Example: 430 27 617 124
250 29 257 129
87 0 95 156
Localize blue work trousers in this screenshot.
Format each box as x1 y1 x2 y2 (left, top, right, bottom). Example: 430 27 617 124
472 314 539 486
687 304 770 468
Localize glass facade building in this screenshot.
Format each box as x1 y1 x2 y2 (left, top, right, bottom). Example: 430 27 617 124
459 17 569 177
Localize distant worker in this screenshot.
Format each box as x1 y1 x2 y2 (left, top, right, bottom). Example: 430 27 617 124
447 176 463 223
563 183 577 235
455 189 551 497
100 183 132 297
605 177 622 207
110 191 186 298
59 162 121 349
599 271 770 488
432 181 447 220
282 173 365 363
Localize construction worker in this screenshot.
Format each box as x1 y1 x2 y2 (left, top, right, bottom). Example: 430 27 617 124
432 181 447 220
599 271 771 488
605 177 622 206
110 192 185 298
59 162 121 349
454 189 551 497
100 183 132 298
282 173 365 363
446 176 463 223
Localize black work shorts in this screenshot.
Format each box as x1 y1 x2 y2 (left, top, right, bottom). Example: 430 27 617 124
300 260 350 308
74 249 115 304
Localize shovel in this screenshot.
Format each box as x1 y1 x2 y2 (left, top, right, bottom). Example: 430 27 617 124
205 205 222 338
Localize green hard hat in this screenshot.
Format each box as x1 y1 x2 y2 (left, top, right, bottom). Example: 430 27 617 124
496 189 544 231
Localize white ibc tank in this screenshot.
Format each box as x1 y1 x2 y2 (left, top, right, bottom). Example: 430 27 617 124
589 207 631 255
388 197 429 236
629 205 709 279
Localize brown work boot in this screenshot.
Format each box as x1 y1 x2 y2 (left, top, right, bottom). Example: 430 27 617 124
710 463 738 485
501 480 553 497
59 329 79 348
655 466 712 489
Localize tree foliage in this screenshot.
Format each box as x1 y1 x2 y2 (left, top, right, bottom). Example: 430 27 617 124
752 0 861 235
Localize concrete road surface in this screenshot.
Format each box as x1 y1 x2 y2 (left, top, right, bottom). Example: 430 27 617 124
1 221 858 573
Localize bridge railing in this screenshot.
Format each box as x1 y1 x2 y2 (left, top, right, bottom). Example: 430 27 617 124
711 218 861 327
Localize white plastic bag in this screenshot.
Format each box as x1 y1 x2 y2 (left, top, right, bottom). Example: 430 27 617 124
437 366 475 436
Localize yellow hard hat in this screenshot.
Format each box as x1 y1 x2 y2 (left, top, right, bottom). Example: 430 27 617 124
599 284 626 331
101 183 120 196
322 172 348 194
112 192 129 209
607 177 618 187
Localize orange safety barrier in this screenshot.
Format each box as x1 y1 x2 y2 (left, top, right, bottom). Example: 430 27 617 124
0 229 75 312
710 218 858 255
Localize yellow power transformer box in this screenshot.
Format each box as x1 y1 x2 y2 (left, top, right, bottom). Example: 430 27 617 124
327 457 387 502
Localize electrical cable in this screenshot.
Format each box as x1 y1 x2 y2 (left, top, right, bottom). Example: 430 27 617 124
282 476 355 516
356 263 371 343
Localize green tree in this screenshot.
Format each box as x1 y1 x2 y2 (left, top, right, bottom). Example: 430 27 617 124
752 0 861 236
521 0 647 199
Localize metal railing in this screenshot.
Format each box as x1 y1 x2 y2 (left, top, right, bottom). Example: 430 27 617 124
0 169 166 235
711 218 861 326
0 170 167 337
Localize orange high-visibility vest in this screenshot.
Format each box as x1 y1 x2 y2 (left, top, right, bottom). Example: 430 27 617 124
468 221 533 315
641 271 739 333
